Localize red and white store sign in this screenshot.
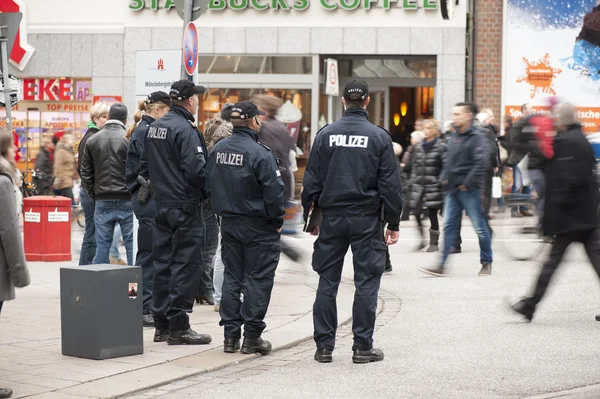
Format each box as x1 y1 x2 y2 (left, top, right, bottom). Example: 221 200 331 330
0 0 34 71
23 78 92 101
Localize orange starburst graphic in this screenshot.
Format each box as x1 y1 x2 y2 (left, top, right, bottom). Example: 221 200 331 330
516 54 563 99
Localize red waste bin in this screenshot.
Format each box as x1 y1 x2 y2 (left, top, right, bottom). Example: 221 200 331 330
23 196 72 262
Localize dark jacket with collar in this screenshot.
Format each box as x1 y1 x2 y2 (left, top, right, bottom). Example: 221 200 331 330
78 125 99 177
80 120 130 201
441 122 488 192
543 124 599 236
140 106 208 211
301 107 403 230
125 115 155 195
408 137 447 210
207 126 285 228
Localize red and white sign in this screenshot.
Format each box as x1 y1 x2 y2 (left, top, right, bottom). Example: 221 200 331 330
93 95 122 105
0 0 34 71
325 58 339 97
22 78 92 102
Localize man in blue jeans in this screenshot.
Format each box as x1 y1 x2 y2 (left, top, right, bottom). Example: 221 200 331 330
80 103 134 265
420 102 493 277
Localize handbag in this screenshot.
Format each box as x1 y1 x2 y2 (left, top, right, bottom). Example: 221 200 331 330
492 176 502 199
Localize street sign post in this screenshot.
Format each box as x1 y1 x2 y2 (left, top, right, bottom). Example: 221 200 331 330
0 12 23 135
173 0 209 22
0 74 22 108
325 58 339 123
183 22 199 79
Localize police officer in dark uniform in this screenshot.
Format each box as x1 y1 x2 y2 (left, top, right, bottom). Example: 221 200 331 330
207 101 285 356
140 80 211 346
126 91 171 328
302 80 403 364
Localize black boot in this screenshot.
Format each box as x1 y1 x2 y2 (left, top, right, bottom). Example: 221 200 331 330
314 348 333 363
508 298 535 322
224 338 241 353
596 315 600 321
0 388 12 399
426 229 440 252
241 337 272 355
168 328 212 345
414 227 426 251
196 295 215 305
153 328 169 343
352 348 384 364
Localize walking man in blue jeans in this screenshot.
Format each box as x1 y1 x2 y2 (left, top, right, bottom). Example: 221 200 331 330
80 103 134 265
420 102 493 277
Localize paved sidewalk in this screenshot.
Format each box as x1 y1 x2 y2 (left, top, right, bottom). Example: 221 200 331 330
0 233 354 399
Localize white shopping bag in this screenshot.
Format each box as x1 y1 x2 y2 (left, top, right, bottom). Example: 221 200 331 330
517 155 531 186
492 176 502 198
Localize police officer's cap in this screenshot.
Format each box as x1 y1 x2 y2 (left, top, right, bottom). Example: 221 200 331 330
169 80 206 101
147 91 171 105
230 101 266 120
343 80 369 101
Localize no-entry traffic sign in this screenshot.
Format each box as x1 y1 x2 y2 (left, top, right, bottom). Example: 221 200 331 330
183 22 198 76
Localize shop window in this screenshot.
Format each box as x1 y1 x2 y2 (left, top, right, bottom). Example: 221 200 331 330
199 56 312 75
199 87 312 154
322 56 437 79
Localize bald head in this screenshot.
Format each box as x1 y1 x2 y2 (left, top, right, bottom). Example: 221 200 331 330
554 103 578 131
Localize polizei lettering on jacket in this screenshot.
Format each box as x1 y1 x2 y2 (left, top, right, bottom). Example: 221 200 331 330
216 152 244 166
147 126 168 140
329 134 369 148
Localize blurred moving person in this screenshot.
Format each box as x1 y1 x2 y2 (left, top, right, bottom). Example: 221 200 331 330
407 120 447 252
53 134 77 202
34 135 54 195
420 102 493 277
509 103 600 322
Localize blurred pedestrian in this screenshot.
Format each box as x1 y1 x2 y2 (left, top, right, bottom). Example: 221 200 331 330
408 119 447 252
420 102 493 277
400 130 423 223
34 135 54 195
53 134 77 201
207 101 284 356
508 104 534 218
78 102 110 266
80 103 134 266
141 80 211 346
509 103 600 321
204 116 233 312
0 129 30 399
302 80 403 364
126 91 171 327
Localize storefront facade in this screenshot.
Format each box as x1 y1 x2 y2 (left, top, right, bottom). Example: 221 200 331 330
4 0 467 169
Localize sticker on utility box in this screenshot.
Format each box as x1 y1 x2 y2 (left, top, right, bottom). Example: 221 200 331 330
24 209 41 223
48 207 69 222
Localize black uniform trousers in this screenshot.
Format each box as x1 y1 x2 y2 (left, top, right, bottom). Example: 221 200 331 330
528 229 600 307
219 218 281 340
132 191 156 315
197 208 219 297
313 213 386 351
152 206 204 331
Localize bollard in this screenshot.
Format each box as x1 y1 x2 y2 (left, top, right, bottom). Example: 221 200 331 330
60 265 143 360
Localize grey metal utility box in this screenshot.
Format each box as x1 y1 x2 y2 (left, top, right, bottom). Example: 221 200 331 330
60 265 143 360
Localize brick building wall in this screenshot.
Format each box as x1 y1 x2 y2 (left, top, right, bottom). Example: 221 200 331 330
474 0 504 120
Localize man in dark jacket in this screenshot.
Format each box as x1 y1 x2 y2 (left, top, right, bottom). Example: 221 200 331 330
510 103 600 321
207 101 285 356
302 80 403 364
34 136 54 194
77 102 110 265
140 80 212 346
80 103 134 266
420 102 493 277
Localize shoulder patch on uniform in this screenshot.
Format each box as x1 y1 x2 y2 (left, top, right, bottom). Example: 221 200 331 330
258 142 272 152
377 125 392 136
315 124 329 137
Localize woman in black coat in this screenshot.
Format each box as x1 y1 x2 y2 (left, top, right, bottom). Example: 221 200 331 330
408 120 447 252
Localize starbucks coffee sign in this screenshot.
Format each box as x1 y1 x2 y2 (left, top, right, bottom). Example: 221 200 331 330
129 0 439 11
